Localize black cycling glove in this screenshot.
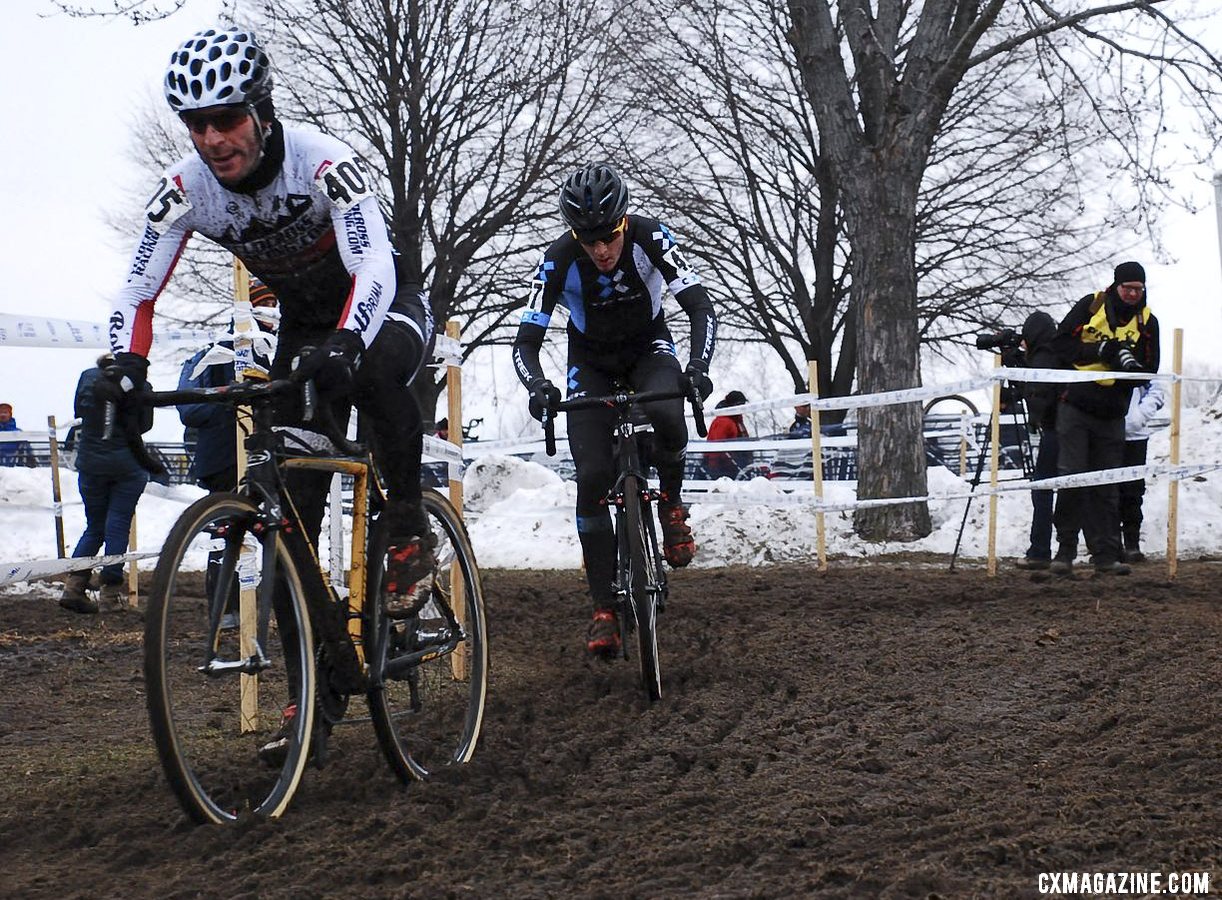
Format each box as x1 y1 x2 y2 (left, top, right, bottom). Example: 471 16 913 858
293 329 365 390
683 360 714 402
95 352 150 403
527 378 561 421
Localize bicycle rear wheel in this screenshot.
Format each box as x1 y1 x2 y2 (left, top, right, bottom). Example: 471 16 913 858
623 476 663 701
367 491 488 782
144 493 316 824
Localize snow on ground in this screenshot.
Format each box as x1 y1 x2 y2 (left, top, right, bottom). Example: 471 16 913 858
2 401 1220 585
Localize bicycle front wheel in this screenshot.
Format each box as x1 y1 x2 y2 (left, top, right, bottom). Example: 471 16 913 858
144 493 316 824
624 476 663 701
367 491 488 782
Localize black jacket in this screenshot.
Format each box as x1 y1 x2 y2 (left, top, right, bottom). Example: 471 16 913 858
73 367 149 478
1050 287 1160 419
1020 311 1062 432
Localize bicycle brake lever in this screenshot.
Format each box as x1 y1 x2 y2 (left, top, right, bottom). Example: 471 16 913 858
543 407 557 457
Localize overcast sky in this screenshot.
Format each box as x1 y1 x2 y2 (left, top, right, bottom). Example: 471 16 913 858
1 0 1219 439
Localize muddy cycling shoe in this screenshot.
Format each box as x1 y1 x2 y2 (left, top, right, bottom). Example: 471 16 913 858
586 608 622 657
658 501 696 568
258 703 300 768
383 533 439 618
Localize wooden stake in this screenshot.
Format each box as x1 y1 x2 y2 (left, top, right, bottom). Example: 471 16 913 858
233 259 260 733
127 516 138 608
1167 328 1183 580
445 320 468 681
48 415 66 558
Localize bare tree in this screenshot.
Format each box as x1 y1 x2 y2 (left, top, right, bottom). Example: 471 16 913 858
615 0 1168 434
246 0 614 417
614 1 856 410
50 0 185 23
785 0 1222 539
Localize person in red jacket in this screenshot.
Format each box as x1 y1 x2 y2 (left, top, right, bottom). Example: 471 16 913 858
705 391 751 480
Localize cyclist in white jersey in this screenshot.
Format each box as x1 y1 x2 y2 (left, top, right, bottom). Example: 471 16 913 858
105 27 436 602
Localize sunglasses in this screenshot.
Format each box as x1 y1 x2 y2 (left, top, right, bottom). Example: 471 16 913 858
180 107 250 136
575 217 627 246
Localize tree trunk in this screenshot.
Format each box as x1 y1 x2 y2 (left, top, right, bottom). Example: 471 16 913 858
845 176 931 540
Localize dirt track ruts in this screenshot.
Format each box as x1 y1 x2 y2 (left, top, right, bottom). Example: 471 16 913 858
1 560 1219 898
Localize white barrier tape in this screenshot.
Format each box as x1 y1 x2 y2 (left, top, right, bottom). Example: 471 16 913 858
687 461 1221 512
0 551 160 587
711 365 1208 421
433 334 463 366
423 434 464 464
975 462 1221 493
0 421 86 442
0 313 216 349
994 366 1174 385
717 376 995 418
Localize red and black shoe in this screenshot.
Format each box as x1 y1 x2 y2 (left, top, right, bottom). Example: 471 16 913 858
384 533 439 618
586 608 621 657
257 703 298 767
657 499 695 568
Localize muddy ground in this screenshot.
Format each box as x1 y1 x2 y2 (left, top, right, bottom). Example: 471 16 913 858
1 558 1219 899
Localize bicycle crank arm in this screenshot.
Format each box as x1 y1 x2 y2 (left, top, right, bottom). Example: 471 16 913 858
380 630 462 679
197 647 273 678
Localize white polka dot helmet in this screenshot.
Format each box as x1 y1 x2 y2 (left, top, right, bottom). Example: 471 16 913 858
164 27 273 112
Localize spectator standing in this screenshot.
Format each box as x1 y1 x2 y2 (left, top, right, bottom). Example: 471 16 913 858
435 418 449 441
0 403 33 467
789 402 812 439
1049 261 1160 576
705 391 751 480
1118 379 1167 563
59 358 160 613
177 281 278 492
1015 312 1068 570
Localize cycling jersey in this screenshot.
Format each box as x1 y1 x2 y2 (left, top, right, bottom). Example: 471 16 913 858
511 215 716 386
110 123 399 355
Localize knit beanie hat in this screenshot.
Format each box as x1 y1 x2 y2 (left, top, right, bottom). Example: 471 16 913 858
1113 261 1146 284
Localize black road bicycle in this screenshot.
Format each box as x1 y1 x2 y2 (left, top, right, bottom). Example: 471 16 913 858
543 384 706 701
135 376 487 823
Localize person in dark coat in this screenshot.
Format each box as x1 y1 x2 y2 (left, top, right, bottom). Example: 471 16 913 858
59 358 161 613
1014 311 1068 569
1048 261 1160 576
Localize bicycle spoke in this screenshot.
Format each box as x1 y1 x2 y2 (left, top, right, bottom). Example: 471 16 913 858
367 492 488 782
145 495 315 824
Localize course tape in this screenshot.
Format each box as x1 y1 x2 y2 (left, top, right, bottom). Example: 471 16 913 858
712 366 1218 419
0 551 161 587
687 462 1221 511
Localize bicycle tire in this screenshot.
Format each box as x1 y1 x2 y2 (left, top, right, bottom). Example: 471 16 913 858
623 476 663 701
367 491 488 783
144 493 316 824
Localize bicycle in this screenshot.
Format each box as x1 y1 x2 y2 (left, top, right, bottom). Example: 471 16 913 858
542 383 706 701
135 375 488 823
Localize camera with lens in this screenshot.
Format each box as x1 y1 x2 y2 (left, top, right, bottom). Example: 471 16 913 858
975 328 1022 352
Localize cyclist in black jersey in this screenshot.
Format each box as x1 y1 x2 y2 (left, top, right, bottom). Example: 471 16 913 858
512 163 717 655
105 27 436 612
